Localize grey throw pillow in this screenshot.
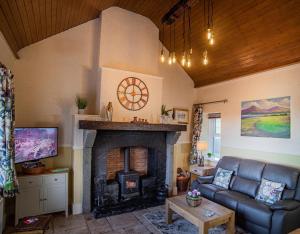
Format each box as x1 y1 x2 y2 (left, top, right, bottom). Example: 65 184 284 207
213 168 233 189
255 178 285 204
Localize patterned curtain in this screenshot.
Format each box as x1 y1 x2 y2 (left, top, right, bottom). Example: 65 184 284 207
0 63 18 197
190 104 203 164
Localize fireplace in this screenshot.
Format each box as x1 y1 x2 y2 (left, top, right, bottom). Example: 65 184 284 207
79 121 186 218
117 147 140 199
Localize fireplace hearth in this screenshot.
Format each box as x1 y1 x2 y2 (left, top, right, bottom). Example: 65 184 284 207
79 121 186 218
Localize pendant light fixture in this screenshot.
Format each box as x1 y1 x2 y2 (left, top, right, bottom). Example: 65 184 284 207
203 49 208 65
160 24 165 63
168 24 172 65
187 6 192 68
181 6 186 67
207 0 214 45
172 23 176 64
159 0 217 68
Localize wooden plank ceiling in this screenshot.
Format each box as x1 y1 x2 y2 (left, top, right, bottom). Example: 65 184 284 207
1 0 300 87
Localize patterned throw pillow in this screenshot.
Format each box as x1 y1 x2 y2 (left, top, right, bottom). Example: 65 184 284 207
255 178 285 204
213 168 234 189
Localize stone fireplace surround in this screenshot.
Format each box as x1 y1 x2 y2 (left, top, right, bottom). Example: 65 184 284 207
79 120 186 214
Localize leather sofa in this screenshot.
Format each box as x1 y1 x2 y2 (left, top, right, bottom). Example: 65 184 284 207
191 156 300 234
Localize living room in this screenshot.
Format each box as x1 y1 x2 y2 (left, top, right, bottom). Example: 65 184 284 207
0 1 299 234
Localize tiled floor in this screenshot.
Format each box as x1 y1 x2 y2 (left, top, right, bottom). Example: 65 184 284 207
5 206 164 234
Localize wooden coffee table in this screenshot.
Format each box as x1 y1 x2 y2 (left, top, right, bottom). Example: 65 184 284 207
166 195 235 234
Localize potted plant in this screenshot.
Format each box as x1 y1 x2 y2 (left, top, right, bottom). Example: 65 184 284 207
160 105 172 124
186 189 202 207
207 152 213 158
76 96 87 114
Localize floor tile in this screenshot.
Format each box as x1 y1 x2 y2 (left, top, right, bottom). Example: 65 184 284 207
106 213 140 230
123 223 151 234
87 218 112 233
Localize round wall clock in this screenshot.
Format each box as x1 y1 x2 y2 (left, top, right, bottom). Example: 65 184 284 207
117 77 149 111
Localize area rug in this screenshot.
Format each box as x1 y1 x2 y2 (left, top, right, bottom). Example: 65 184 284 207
143 209 249 234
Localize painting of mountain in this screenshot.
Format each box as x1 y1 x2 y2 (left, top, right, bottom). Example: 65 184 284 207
241 96 290 138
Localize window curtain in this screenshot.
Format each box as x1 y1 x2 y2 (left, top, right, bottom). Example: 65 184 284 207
191 104 203 164
0 63 18 197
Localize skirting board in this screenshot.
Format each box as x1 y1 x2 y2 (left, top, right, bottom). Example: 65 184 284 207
72 203 83 215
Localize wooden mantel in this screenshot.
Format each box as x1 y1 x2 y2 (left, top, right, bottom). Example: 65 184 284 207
79 120 187 132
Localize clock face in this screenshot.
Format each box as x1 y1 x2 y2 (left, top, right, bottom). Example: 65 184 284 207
117 77 149 111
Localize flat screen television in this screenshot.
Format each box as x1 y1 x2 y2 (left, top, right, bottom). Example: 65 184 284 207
14 127 58 164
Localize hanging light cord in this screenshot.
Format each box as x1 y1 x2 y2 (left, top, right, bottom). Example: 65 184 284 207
169 24 172 52
161 23 165 49
188 6 192 52
182 6 186 53
173 22 176 53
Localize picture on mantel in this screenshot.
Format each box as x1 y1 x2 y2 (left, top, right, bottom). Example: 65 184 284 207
241 96 290 138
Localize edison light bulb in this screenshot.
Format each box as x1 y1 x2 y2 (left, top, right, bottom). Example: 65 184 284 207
168 54 172 65
209 34 214 45
187 58 191 68
181 53 186 66
207 28 212 40
203 50 208 65
172 52 176 63
160 49 165 63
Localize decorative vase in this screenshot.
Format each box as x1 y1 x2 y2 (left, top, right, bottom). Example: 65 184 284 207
160 115 169 124
106 102 113 121
186 195 202 207
78 109 85 114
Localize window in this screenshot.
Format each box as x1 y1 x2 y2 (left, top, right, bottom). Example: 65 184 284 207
208 114 221 159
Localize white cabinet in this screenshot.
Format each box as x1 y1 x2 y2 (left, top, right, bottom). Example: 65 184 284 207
15 172 68 225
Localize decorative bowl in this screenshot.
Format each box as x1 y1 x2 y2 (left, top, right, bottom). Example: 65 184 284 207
186 195 202 207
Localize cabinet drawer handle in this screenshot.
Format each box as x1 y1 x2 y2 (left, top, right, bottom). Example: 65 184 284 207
54 178 58 181
28 181 33 184
40 198 47 201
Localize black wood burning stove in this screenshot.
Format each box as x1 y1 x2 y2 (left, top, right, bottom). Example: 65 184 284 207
117 147 140 199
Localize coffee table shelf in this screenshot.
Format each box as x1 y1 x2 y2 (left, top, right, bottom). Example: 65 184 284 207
166 195 235 234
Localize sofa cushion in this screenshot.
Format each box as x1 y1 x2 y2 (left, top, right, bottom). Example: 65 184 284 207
213 168 233 189
197 183 225 200
256 178 285 204
216 156 240 175
238 158 265 181
231 176 260 198
214 190 250 210
237 199 273 228
262 164 299 189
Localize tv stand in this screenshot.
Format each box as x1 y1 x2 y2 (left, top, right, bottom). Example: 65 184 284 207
21 161 45 175
15 171 68 225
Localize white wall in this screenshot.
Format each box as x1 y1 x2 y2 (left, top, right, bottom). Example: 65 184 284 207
195 63 300 167
99 67 163 123
99 7 194 143
0 32 15 70
13 20 100 146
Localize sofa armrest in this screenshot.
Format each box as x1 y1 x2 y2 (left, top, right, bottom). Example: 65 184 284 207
270 200 300 211
196 175 214 184
271 206 300 234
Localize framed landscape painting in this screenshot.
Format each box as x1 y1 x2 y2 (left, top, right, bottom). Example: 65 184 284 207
241 96 290 138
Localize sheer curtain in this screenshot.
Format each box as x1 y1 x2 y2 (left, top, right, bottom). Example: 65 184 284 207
191 104 203 164
0 63 18 197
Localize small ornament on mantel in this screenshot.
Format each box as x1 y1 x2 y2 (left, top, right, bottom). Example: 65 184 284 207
131 116 149 124
106 102 113 121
